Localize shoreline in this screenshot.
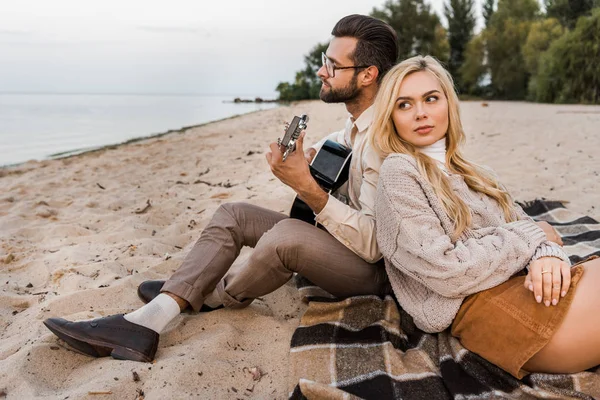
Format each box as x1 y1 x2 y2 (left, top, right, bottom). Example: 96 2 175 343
0 105 283 171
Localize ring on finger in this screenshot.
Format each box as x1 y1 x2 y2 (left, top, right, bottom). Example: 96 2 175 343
541 270 551 274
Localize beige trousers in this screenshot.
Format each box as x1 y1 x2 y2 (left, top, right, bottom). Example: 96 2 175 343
161 202 390 311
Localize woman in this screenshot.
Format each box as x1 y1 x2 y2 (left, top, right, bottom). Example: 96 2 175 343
370 55 600 379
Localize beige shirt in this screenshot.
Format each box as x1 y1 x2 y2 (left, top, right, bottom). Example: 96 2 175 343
310 105 383 263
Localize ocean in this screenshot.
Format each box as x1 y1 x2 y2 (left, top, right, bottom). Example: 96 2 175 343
0 94 280 167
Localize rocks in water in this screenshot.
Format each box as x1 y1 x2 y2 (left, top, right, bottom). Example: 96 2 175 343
232 97 278 103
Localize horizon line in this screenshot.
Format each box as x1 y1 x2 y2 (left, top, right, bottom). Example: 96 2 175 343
0 91 279 97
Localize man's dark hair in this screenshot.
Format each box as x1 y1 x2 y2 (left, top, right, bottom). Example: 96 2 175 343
331 14 398 83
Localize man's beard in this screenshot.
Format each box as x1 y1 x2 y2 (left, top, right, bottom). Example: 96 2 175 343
319 74 360 103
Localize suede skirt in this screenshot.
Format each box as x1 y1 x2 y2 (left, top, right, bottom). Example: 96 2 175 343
450 258 594 379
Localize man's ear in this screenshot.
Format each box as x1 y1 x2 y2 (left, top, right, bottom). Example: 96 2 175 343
360 66 379 87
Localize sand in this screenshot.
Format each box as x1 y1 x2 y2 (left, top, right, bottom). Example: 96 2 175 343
0 100 599 399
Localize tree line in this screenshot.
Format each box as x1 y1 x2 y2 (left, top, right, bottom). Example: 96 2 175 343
276 0 600 104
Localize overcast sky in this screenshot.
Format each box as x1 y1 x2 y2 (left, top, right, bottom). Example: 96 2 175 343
0 0 483 97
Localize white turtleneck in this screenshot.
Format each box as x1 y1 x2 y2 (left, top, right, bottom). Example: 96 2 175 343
419 137 448 173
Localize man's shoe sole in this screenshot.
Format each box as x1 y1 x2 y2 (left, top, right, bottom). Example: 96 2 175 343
43 318 153 362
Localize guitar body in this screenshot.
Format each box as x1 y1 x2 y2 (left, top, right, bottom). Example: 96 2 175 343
290 139 352 225
289 197 316 225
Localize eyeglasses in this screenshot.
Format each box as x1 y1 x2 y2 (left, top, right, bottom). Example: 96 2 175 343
321 52 370 78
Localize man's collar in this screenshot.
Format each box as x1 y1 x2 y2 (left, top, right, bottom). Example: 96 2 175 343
350 104 375 133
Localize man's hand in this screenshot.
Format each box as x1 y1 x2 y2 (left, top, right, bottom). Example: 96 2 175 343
279 123 316 164
524 257 571 307
266 131 328 214
536 221 563 246
266 131 313 190
304 147 317 164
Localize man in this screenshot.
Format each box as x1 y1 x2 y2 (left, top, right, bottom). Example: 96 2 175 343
43 14 399 362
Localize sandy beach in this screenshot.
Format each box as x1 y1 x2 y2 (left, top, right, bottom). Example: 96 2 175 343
1 100 599 399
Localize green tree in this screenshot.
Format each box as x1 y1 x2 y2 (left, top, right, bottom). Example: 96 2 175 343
522 18 565 98
275 73 310 101
371 0 449 63
276 42 328 101
444 0 476 91
432 24 451 65
544 0 599 28
522 18 564 75
486 0 540 99
534 8 600 103
493 0 540 21
459 33 487 95
482 0 496 26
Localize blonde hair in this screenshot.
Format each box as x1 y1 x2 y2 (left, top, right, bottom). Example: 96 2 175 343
370 55 519 240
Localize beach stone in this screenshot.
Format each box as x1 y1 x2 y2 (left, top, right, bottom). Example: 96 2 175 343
36 208 57 218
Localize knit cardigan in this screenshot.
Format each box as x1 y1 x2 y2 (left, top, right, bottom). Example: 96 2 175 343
376 154 557 333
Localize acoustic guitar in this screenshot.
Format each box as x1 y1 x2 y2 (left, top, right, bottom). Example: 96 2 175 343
277 114 352 225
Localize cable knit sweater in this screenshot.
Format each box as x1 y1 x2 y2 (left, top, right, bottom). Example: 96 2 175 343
376 153 568 333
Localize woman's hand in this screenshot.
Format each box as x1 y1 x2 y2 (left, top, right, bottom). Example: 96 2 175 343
536 221 563 246
524 257 571 306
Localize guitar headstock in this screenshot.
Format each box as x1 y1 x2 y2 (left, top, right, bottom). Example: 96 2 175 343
277 114 309 161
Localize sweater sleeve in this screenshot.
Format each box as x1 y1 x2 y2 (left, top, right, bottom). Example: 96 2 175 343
512 202 572 266
474 166 571 268
513 201 536 222
532 241 571 264
376 156 547 299
480 164 534 223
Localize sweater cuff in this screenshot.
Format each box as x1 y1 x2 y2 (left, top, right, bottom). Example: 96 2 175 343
532 241 571 265
504 219 547 247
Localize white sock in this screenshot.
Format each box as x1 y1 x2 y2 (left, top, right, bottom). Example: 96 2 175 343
124 293 181 334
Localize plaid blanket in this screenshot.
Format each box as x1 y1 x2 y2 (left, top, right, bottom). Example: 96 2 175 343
289 200 600 399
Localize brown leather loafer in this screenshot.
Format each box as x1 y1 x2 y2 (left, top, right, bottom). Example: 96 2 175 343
137 280 223 312
43 314 159 362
